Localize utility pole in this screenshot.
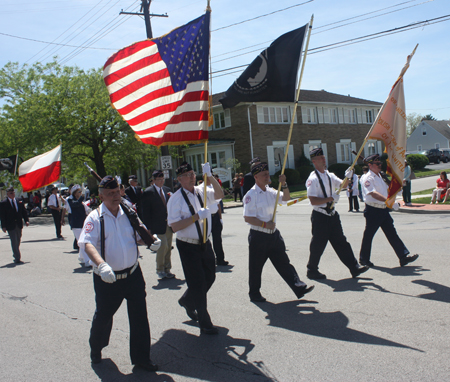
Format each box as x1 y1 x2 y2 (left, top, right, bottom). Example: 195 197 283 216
120 1 174 190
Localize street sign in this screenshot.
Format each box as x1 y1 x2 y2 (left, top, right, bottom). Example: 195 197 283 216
161 156 172 170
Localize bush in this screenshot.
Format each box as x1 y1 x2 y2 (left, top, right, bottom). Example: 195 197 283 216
327 163 351 179
296 151 311 167
274 168 301 185
270 176 279 189
297 165 314 182
407 154 429 170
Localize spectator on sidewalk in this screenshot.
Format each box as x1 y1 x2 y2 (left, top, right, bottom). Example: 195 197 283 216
430 171 449 204
402 160 412 206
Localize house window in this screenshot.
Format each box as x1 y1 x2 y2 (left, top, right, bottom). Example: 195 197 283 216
257 105 293 124
417 145 422 151
436 143 440 149
339 142 351 162
213 109 231 130
186 154 204 173
422 127 427 136
367 142 376 155
365 110 374 123
323 108 338 124
344 108 356 124
210 151 226 169
305 107 317 124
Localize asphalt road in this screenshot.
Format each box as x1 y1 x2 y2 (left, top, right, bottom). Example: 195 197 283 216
1 198 449 382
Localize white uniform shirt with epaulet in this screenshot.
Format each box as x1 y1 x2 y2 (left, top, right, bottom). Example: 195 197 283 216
47 193 62 208
345 173 360 197
243 184 286 224
306 170 342 215
78 203 140 271
207 184 221 214
167 185 216 239
360 169 388 204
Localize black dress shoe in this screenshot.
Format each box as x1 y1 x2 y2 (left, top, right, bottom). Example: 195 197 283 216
307 269 326 280
134 360 158 372
297 285 315 299
90 351 102 364
400 254 419 267
200 326 219 335
351 265 369 278
249 294 266 302
216 260 229 266
178 297 198 321
360 260 375 267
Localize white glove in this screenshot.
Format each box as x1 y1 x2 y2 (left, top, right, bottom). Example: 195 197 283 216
220 219 223 226
202 162 212 177
345 167 353 179
150 236 161 251
197 207 209 220
392 202 400 211
98 262 116 283
331 193 340 203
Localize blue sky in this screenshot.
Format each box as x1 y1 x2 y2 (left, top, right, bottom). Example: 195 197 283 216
1 0 449 119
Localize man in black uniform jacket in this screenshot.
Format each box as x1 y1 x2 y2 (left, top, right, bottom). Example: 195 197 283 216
242 157 260 197
140 170 175 279
0 187 29 263
125 175 142 205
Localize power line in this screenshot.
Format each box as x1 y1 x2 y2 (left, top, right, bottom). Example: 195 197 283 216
26 0 107 63
0 32 116 51
210 14 450 78
211 0 314 32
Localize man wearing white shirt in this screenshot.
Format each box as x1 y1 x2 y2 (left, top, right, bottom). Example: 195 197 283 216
359 154 418 267
167 161 224 335
243 162 313 303
78 175 157 371
306 148 368 280
47 186 65 239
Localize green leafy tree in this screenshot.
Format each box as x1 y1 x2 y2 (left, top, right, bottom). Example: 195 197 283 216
406 112 423 136
423 114 436 121
0 61 160 180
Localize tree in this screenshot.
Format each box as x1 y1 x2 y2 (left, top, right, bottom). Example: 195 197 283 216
0 61 160 180
406 112 423 136
423 114 436 121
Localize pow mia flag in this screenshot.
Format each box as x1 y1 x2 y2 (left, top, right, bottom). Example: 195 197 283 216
219 24 307 109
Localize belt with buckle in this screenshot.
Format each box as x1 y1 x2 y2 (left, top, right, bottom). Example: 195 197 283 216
250 225 275 234
177 236 210 245
94 261 138 280
366 202 386 209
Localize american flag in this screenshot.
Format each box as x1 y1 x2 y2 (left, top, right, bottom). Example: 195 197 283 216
103 12 210 147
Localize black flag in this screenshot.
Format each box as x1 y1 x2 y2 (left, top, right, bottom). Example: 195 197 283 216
219 24 307 109
0 154 19 174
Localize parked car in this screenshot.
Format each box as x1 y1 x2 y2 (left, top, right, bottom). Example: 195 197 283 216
440 149 450 163
418 149 441 164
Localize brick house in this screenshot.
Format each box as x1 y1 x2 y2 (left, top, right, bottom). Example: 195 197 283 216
181 89 383 184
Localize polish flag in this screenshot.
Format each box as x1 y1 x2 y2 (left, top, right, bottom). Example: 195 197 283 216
19 145 62 192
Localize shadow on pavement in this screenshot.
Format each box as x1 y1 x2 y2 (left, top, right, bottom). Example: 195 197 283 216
412 279 450 303
92 358 175 381
0 261 28 268
149 328 276 381
371 265 427 277
253 300 423 352
312 277 387 293
215 264 234 273
152 277 186 290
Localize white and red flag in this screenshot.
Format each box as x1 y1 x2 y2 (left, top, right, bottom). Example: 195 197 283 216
366 49 416 208
18 145 61 192
103 12 210 147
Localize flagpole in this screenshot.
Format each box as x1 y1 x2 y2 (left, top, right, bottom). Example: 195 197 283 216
14 149 19 176
202 0 212 244
271 14 314 222
330 44 419 208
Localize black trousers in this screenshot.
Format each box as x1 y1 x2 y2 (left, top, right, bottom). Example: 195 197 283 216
90 265 151 364
359 205 408 263
233 188 242 202
50 209 62 237
348 193 360 211
308 210 358 273
8 226 22 262
176 239 216 329
211 213 225 263
248 229 304 299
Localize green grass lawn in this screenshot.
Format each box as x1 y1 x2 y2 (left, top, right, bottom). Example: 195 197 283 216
411 188 450 204
413 167 450 178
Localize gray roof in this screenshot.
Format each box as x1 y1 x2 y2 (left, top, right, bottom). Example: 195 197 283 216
212 89 382 107
422 120 450 139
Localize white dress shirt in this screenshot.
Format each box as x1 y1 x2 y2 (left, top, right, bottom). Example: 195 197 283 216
360 169 388 204
243 184 286 225
167 185 216 239
306 170 342 215
78 203 140 271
